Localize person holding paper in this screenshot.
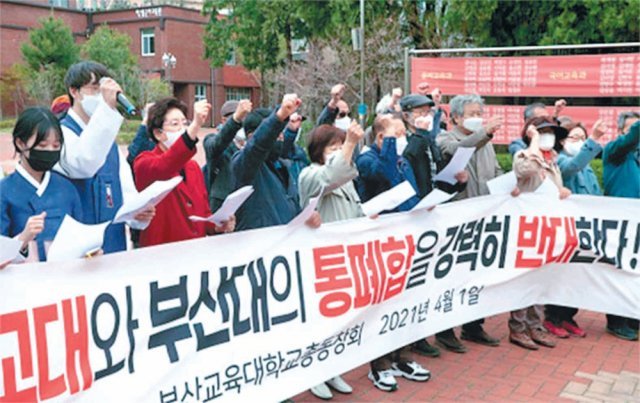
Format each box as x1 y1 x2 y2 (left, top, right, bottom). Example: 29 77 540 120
356 114 421 213
355 114 431 392
297 122 363 402
298 123 364 225
433 94 503 352
133 98 235 247
0 107 83 262
232 94 321 231
540 119 607 339
57 61 154 253
509 117 572 350
204 100 251 212
400 94 468 199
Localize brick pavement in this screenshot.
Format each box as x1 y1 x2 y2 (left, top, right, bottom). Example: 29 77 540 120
292 310 639 402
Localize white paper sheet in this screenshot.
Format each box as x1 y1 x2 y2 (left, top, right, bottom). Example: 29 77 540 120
288 186 326 227
535 178 560 197
47 215 109 262
487 171 518 195
0 235 22 264
189 185 254 226
411 189 457 211
114 176 183 223
360 181 416 217
434 147 475 185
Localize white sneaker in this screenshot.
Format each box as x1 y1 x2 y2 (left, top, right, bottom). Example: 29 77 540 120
367 369 398 392
391 361 431 382
309 383 333 400
326 375 352 394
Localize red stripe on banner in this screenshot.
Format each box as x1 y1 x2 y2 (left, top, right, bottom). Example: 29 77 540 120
411 53 640 97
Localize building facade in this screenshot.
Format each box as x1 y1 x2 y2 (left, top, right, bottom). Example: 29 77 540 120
0 0 260 123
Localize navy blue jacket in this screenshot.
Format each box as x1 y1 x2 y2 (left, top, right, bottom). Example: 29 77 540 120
232 111 300 231
126 124 155 167
1 171 83 261
60 115 126 253
356 137 420 212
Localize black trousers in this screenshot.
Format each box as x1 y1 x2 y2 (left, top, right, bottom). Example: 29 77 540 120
544 305 578 325
606 314 639 330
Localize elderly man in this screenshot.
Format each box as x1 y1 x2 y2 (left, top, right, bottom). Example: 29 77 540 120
318 84 351 131
603 112 640 341
434 94 502 352
400 93 469 357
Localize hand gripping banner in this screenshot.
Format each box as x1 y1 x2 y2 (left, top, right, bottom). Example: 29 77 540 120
0 194 638 402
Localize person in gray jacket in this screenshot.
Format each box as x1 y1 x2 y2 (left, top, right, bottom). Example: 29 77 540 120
435 94 503 352
297 122 364 400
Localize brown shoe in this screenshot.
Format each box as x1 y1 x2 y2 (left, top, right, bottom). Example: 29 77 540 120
509 331 539 350
530 329 557 348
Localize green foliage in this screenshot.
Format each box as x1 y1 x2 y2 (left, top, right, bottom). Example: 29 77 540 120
496 152 513 173
20 16 80 72
589 158 603 189
81 26 170 108
19 16 80 105
82 25 137 71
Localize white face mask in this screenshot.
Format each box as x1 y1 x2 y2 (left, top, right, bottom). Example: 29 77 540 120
334 116 351 132
323 150 341 164
462 117 483 132
162 129 185 149
396 135 408 156
564 141 583 156
80 94 103 117
538 133 556 151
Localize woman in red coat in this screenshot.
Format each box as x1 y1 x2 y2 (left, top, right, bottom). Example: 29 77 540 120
133 98 235 247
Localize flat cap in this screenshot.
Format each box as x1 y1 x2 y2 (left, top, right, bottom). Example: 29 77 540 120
220 100 239 118
399 94 435 112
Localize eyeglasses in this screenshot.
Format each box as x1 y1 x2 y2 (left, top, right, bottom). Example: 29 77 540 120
338 111 349 118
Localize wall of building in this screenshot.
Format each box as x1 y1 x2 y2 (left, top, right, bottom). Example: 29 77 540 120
0 1 260 122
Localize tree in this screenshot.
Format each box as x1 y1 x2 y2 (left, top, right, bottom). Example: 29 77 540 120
82 25 167 107
19 16 80 105
21 16 80 72
82 25 137 71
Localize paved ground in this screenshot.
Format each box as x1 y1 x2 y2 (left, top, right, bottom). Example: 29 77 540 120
292 310 639 402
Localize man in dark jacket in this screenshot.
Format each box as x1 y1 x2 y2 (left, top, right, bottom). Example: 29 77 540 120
397 94 475 356
232 94 319 231
203 99 252 211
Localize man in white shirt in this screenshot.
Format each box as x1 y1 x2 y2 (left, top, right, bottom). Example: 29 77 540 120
57 61 154 253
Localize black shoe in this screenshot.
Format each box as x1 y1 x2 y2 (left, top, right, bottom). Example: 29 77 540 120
461 329 500 347
411 339 441 357
606 326 639 341
436 332 467 353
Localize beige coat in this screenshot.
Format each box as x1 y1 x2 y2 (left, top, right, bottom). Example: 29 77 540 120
437 126 503 199
512 149 563 193
298 151 363 223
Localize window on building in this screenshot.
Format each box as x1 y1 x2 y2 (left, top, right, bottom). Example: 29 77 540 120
226 49 236 66
225 87 252 101
195 85 206 102
141 28 155 56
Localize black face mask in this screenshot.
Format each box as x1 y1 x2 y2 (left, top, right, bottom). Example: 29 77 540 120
268 140 284 162
26 149 61 172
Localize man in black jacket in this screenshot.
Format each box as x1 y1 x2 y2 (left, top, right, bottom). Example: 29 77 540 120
203 99 252 211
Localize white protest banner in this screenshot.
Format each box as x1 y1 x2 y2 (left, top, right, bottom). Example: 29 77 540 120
0 194 638 402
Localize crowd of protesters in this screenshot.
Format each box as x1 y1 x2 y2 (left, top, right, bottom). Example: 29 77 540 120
1 60 638 399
